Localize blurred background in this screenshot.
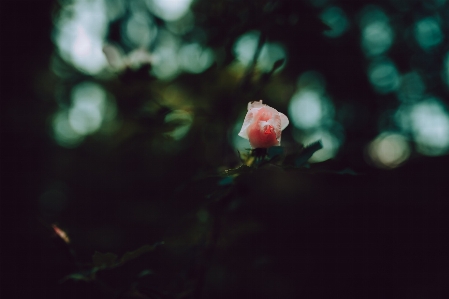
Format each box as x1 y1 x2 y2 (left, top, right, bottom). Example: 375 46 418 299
2 0 449 298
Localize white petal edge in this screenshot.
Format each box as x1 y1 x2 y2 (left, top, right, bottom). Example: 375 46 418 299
279 112 289 130
238 111 253 139
248 100 264 111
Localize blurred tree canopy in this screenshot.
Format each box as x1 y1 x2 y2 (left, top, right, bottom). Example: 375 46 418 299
2 0 449 298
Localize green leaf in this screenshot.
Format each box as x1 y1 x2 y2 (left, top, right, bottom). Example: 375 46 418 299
222 165 252 176
62 243 163 283
294 140 323 167
267 146 284 163
320 20 333 32
283 140 323 168
267 146 283 157
119 243 162 265
271 58 286 72
92 251 118 268
60 268 98 283
218 176 234 186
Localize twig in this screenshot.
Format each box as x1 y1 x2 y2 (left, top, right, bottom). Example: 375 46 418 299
193 189 234 299
237 32 267 94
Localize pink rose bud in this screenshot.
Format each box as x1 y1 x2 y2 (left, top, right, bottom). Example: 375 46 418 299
238 100 289 148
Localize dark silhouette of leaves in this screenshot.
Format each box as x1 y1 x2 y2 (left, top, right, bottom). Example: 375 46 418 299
92 252 118 268
223 165 253 176
284 140 323 168
119 243 161 265
62 243 163 284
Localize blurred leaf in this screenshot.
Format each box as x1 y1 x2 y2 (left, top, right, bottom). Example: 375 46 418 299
119 243 161 265
267 146 284 162
338 168 357 175
63 243 163 283
137 269 153 278
271 58 285 72
284 140 323 168
256 146 285 168
206 183 233 203
92 251 118 268
60 268 98 283
295 140 323 167
218 176 234 186
320 20 332 32
223 165 253 176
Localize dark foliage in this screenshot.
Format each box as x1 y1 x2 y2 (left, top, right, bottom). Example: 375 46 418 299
2 0 449 298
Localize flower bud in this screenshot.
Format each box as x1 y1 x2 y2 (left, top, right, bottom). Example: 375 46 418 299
238 100 289 148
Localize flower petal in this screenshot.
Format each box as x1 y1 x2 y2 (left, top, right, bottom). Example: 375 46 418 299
279 112 289 130
238 111 253 139
247 120 279 148
248 100 264 111
267 113 282 139
239 100 288 148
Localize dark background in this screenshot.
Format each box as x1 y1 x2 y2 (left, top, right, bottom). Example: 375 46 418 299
2 0 449 298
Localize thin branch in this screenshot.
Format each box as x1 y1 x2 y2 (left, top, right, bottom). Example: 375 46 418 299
193 189 234 299
237 32 267 94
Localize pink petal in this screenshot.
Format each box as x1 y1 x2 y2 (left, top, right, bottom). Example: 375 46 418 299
268 113 282 139
247 120 279 148
238 101 289 148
